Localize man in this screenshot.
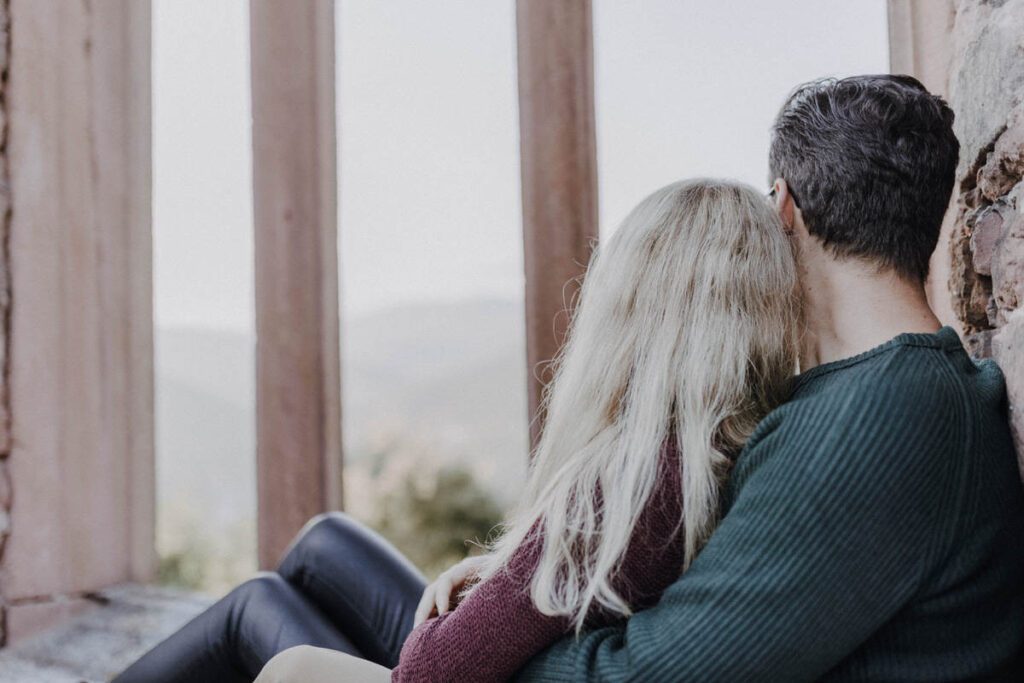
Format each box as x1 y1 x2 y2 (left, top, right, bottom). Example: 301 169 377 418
508 74 1024 681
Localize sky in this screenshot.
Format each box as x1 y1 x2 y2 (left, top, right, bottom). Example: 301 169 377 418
152 0 889 330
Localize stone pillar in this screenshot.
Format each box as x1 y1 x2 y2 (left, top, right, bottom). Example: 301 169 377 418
939 0 1024 476
888 0 955 99
0 0 154 643
887 0 959 328
516 0 599 451
250 0 342 569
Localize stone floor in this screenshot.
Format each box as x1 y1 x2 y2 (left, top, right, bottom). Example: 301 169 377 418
0 584 212 682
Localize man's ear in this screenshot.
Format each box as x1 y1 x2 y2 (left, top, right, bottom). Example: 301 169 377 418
770 178 799 235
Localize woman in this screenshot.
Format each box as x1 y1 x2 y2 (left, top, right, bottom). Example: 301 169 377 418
116 179 800 683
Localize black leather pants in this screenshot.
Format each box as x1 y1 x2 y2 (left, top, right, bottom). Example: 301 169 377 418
113 513 427 683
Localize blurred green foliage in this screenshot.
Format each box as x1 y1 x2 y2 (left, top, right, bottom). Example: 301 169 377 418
372 464 505 579
157 546 207 589
157 512 256 592
158 457 504 590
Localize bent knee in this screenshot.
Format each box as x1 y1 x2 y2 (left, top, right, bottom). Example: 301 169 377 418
300 512 362 551
278 512 369 575
227 572 291 611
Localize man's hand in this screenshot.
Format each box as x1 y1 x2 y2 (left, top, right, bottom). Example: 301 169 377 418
413 555 489 626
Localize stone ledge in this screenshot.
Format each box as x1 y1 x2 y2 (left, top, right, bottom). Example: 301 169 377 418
0 584 212 682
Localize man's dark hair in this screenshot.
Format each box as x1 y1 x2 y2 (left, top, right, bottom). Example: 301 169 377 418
768 74 959 282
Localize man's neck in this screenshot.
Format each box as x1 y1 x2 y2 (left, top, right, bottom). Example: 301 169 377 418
799 256 942 371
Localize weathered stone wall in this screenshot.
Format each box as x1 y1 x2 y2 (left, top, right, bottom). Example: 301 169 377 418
0 0 154 645
946 0 1024 471
0 0 12 645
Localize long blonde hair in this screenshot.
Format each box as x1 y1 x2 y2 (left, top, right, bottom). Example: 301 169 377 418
478 179 801 632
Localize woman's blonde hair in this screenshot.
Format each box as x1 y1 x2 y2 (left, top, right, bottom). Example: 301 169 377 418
477 178 801 632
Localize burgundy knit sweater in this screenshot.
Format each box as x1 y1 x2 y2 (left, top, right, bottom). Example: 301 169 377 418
391 443 686 682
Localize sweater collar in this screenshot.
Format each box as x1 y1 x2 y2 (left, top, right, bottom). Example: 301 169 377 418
792 326 962 390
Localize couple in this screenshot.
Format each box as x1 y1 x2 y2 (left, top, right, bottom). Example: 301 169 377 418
117 75 1024 682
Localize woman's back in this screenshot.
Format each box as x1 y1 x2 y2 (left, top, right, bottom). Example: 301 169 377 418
395 179 800 682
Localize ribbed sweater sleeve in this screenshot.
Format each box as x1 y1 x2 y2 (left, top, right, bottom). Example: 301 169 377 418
393 445 685 683
515 346 968 682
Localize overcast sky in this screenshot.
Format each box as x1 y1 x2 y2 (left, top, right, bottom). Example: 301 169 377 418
153 0 888 330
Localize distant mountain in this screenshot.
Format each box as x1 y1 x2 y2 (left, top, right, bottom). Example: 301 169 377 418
156 326 256 524
342 298 530 492
155 298 531 588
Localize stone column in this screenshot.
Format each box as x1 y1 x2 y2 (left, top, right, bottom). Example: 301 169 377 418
516 0 599 451
887 0 959 329
250 0 343 569
0 0 154 643
887 0 955 99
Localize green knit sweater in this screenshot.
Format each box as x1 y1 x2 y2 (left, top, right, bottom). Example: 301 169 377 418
515 327 1024 682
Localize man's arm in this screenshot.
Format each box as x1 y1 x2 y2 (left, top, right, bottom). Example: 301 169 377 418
515 372 963 682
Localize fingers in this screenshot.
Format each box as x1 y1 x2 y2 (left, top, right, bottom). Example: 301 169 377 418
413 555 489 627
449 555 485 587
434 574 454 616
414 583 436 627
